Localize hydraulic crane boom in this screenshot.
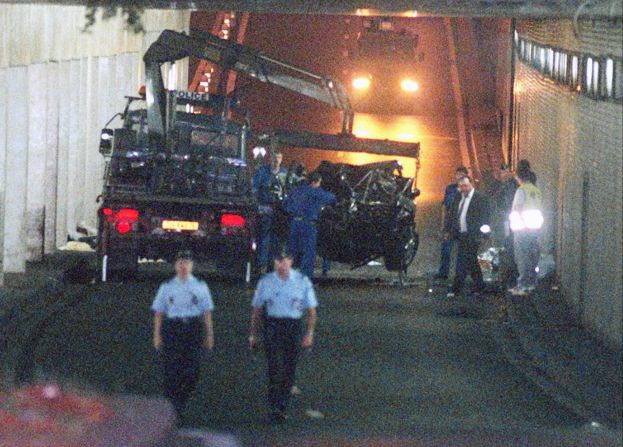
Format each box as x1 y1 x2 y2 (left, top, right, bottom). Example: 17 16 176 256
143 29 419 160
144 29 354 141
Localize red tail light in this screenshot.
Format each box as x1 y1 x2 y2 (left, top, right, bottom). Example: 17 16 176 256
116 220 132 234
116 208 139 222
102 207 139 235
221 214 245 228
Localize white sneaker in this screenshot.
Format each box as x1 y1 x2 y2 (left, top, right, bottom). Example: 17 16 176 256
290 385 302 396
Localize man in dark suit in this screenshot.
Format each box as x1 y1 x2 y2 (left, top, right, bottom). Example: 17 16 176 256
444 176 491 297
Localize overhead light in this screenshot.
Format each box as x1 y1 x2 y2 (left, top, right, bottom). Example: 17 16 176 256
401 79 419 92
402 10 418 17
352 77 371 90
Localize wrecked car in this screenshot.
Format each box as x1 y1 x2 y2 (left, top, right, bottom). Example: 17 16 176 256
314 160 419 274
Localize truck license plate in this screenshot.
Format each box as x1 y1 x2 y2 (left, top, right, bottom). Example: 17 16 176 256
162 220 199 231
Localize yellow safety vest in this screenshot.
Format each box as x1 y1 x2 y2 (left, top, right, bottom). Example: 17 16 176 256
510 183 543 231
514 183 542 210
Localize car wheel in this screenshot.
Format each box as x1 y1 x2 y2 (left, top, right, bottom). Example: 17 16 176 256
384 223 418 272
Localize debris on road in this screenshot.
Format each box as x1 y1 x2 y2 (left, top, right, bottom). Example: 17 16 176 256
290 385 302 396
305 409 325 419
58 241 95 252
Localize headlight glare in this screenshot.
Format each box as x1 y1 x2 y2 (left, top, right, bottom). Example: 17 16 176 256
400 79 419 92
352 77 371 90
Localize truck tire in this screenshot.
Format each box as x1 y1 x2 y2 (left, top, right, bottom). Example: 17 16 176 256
216 254 252 279
215 240 253 281
99 253 138 282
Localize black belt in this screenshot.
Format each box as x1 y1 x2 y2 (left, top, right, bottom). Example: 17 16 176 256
266 316 301 322
165 316 201 324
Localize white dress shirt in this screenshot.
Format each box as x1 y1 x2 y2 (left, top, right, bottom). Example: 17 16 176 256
458 188 475 233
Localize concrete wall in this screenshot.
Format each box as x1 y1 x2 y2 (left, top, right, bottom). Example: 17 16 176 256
514 19 622 348
0 5 190 278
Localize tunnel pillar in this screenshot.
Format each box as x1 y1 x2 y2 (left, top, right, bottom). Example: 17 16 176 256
2 66 29 274
26 63 48 262
44 62 60 255
0 69 5 284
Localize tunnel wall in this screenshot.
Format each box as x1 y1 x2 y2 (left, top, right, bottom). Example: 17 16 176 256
0 5 190 278
514 19 622 349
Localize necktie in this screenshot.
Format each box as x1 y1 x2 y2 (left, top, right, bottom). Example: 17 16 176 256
457 196 466 230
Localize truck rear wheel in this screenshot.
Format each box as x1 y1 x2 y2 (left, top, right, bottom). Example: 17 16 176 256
216 255 252 281
99 253 138 282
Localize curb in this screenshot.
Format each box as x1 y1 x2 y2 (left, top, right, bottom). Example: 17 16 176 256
498 285 622 430
0 275 89 385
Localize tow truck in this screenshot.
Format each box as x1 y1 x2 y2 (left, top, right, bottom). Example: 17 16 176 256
97 29 421 281
97 89 255 280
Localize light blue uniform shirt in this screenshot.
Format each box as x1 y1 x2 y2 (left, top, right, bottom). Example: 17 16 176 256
252 270 318 319
152 275 214 318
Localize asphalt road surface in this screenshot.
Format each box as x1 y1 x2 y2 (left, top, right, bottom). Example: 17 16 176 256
21 268 613 445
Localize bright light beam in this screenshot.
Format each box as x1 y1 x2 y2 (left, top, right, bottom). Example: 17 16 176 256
401 79 419 92
352 77 371 90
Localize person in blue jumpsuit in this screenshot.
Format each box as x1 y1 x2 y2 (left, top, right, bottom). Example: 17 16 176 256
152 250 214 420
248 249 318 423
252 151 287 272
284 171 336 279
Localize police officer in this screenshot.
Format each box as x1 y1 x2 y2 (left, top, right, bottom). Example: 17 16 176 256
152 250 214 419
253 151 288 272
284 171 336 279
248 249 318 423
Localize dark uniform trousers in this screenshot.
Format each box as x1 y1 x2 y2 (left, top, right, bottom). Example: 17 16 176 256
263 317 302 413
161 317 203 416
288 219 317 279
452 233 485 294
257 211 274 268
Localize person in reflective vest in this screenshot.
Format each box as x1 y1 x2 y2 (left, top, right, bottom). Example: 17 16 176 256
508 165 543 295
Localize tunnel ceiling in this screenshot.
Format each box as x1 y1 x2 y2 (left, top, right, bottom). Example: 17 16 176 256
13 0 623 18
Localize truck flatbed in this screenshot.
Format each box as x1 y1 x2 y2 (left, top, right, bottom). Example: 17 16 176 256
102 190 254 207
